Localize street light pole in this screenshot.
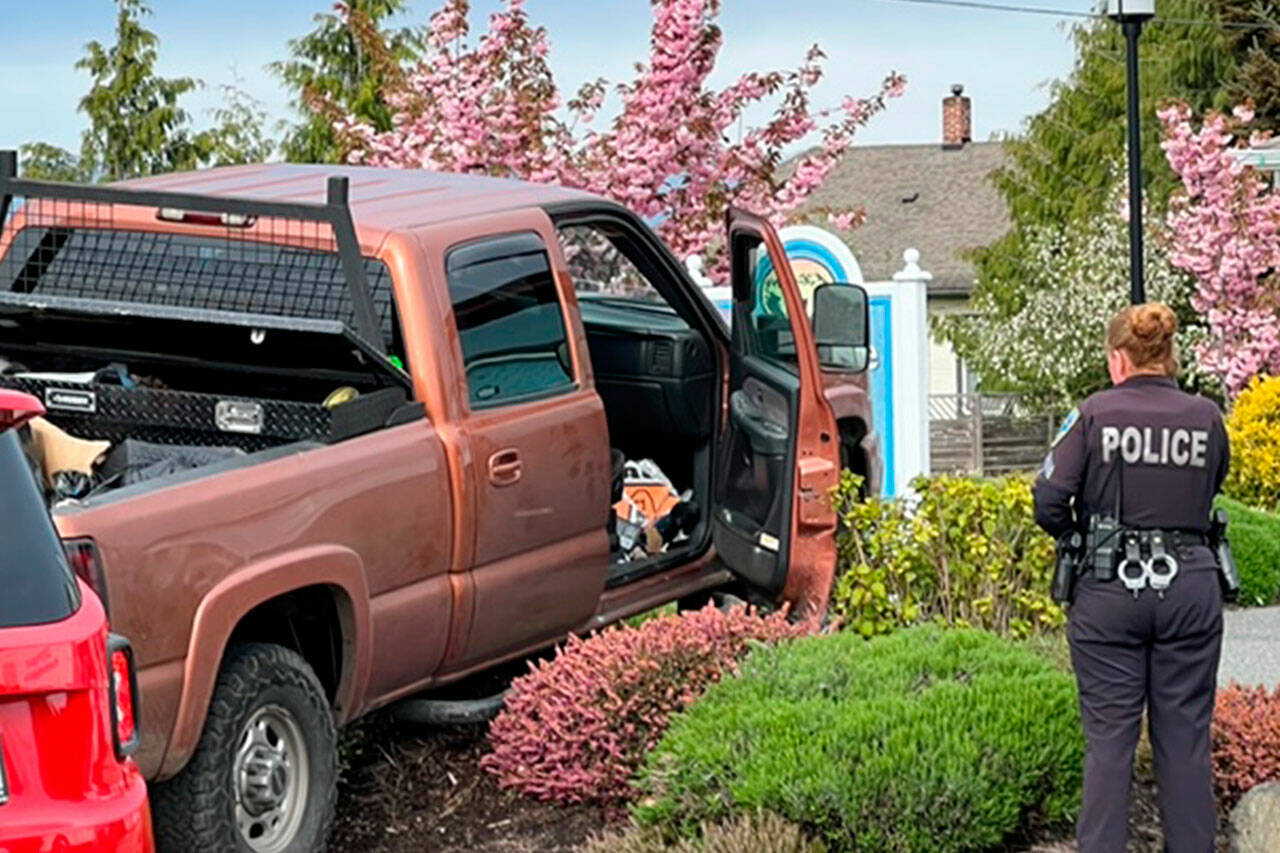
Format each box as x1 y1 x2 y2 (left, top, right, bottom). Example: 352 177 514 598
1122 19 1145 304
1108 0 1155 305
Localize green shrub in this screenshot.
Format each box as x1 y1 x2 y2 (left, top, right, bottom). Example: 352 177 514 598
635 626 1083 853
580 811 826 853
1215 496 1280 606
832 472 1063 639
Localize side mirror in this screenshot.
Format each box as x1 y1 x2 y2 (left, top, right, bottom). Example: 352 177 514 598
811 283 870 373
0 389 45 432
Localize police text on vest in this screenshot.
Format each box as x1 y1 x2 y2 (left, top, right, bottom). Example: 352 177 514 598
1100 425 1209 468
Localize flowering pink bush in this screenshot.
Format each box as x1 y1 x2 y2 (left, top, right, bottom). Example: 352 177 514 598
1212 683 1280 808
327 0 904 278
480 604 810 806
1159 102 1280 395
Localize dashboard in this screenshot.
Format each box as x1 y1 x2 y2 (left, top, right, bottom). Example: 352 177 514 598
579 297 715 438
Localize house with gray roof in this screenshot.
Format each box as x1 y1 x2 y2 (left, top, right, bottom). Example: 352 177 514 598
796 86 1010 396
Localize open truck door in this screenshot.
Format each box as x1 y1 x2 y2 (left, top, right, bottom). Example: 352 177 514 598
712 209 868 616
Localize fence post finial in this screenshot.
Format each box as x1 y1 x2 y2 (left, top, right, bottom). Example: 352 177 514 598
893 248 933 282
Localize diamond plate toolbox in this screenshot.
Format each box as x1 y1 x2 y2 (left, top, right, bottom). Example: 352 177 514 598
0 375 331 451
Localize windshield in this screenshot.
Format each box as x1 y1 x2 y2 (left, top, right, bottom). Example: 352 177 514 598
0 431 80 628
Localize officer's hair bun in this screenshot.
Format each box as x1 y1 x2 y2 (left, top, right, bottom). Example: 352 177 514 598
1131 303 1176 342
1107 302 1179 376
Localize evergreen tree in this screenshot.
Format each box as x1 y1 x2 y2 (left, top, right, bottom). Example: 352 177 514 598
1213 0 1280 131
19 0 273 181
970 0 1237 314
76 0 204 180
272 0 422 163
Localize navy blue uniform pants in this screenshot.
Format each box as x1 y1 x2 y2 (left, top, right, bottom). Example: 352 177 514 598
1068 562 1223 853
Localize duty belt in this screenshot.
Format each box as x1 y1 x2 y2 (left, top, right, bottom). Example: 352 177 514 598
1084 528 1207 598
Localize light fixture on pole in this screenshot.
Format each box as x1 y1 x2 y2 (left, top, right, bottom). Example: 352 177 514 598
1107 0 1156 305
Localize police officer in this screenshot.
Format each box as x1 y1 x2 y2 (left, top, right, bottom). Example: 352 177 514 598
1032 303 1229 853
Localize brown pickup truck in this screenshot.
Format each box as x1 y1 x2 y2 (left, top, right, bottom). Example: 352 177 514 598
0 154 877 853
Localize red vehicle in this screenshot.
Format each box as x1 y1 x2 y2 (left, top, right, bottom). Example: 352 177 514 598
0 390 152 852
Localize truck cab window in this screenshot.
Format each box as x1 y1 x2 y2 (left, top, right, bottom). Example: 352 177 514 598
735 235 797 372
445 233 575 408
560 224 667 305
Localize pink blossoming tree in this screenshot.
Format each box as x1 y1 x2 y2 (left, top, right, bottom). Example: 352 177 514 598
327 0 904 273
1159 101 1280 395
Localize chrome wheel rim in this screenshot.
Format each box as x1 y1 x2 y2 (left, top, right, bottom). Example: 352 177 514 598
233 705 309 852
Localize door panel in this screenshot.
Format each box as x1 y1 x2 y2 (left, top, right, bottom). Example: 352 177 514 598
712 209 840 615
435 217 611 673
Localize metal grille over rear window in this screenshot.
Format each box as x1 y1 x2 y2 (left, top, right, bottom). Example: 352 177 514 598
0 186 395 350
1 224 396 347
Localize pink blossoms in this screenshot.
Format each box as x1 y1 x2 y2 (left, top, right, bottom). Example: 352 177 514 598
1160 102 1280 395
329 0 904 276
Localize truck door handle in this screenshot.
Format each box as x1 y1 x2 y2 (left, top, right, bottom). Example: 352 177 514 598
487 448 523 486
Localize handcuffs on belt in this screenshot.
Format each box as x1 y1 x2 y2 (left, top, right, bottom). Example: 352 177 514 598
1054 515 1238 605
1116 530 1179 598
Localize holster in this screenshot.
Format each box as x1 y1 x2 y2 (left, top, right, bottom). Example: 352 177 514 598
1052 531 1084 604
1209 508 1241 604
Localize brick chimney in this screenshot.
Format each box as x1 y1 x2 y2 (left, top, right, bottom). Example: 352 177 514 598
942 84 971 149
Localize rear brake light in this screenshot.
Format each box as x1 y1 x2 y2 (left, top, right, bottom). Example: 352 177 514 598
156 208 256 228
0 735 8 805
63 538 108 613
107 634 141 760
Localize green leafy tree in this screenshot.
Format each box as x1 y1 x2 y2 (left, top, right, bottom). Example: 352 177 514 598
272 0 422 163
195 79 278 167
940 0 1280 399
939 189 1216 410
18 142 91 182
76 0 205 180
1213 0 1280 131
968 0 1237 314
19 1 276 182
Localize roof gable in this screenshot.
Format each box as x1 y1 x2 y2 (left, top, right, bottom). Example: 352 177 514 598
796 141 1010 293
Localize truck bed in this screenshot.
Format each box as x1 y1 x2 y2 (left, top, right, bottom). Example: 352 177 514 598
51 416 456 778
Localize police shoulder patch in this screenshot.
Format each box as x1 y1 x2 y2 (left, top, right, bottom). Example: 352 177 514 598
1052 407 1080 447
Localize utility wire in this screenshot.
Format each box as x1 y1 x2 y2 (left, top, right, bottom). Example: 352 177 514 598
871 0 1091 18
871 0 1280 31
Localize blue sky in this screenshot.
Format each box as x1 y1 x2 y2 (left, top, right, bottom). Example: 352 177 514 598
0 0 1096 156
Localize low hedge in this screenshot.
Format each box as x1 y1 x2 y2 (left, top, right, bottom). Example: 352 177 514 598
635 626 1083 852
1216 496 1280 607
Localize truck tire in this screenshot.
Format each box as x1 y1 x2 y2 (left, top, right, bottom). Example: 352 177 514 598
152 643 338 853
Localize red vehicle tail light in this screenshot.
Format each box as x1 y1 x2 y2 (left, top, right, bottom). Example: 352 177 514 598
0 734 8 805
63 538 108 613
107 634 140 760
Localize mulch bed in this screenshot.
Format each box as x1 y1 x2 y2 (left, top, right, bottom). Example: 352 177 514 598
331 705 1228 853
331 715 608 853
1027 734 1230 853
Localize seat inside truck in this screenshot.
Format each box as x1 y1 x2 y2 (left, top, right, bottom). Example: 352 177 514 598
558 221 717 580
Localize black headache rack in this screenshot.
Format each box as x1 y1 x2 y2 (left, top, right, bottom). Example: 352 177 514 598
0 151 417 453
0 149 392 360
